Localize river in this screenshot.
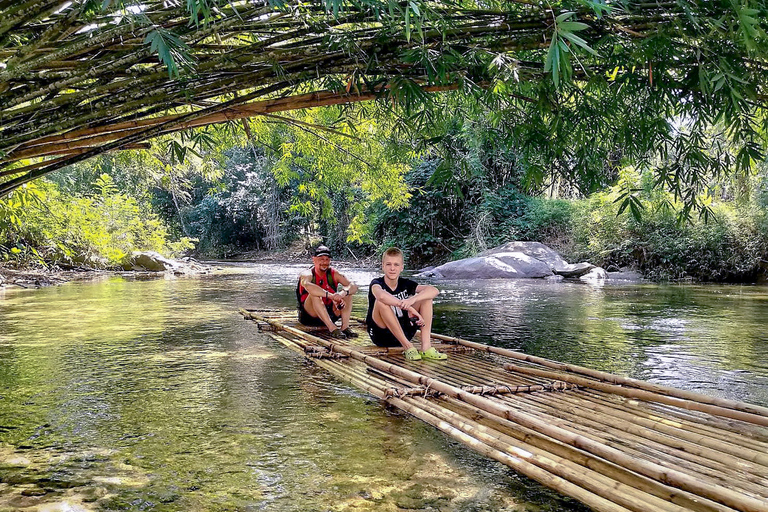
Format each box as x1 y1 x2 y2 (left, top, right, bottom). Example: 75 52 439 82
1 262 767 512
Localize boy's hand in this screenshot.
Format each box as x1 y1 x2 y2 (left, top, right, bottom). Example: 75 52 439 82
408 310 425 327
398 296 417 310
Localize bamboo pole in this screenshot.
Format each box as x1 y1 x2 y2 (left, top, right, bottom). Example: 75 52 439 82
273 328 736 512
345 350 692 512
441 357 768 490
410 396 694 512
503 362 768 427
577 388 768 448
427 331 768 419
252 315 768 512
336 362 706 512
444 355 768 469
438 358 768 494
536 388 768 470
507 393 768 496
7 84 459 161
437 396 737 512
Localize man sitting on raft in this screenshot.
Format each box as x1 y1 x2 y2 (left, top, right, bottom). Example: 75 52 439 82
366 247 448 361
297 245 358 339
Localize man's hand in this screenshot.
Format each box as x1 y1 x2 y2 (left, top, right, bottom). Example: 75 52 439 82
331 293 345 310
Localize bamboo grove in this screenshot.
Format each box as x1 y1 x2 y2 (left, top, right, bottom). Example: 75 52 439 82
2 0 768 200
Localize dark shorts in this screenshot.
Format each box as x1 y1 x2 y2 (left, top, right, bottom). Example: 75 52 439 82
298 302 340 326
367 319 418 348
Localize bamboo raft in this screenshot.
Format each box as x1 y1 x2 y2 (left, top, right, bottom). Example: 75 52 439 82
240 309 768 512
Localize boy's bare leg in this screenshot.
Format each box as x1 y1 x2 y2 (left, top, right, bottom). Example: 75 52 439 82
372 302 413 349
413 300 434 351
303 296 338 331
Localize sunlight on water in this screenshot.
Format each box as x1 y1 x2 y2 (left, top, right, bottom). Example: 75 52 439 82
1 264 767 511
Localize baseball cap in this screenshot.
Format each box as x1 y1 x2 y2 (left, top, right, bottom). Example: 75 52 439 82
313 245 332 257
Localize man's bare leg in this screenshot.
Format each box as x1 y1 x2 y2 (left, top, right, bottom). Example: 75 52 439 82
412 300 434 351
372 302 413 349
340 297 353 330
303 296 338 331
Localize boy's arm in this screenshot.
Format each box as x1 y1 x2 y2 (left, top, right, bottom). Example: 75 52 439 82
399 284 439 309
370 283 402 306
372 283 425 324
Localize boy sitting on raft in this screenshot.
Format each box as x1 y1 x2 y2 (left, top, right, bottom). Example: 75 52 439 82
365 247 448 361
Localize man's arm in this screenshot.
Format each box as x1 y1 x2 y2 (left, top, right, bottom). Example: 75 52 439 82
334 271 358 297
300 273 335 301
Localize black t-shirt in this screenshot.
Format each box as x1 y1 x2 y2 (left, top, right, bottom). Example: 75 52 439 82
365 276 419 326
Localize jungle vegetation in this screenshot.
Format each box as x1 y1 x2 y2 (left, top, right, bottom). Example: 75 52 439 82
2 0 768 281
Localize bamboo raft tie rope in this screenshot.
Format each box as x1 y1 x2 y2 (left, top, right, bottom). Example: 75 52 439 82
460 381 579 395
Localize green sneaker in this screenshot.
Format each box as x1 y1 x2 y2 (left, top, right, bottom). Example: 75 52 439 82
403 347 422 361
420 347 448 360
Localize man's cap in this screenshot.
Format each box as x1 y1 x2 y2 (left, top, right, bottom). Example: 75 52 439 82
313 245 332 258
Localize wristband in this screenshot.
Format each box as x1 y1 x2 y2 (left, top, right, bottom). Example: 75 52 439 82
325 291 328 298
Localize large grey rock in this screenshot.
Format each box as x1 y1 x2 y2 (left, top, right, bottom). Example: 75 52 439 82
553 262 595 278
580 267 608 282
417 241 635 281
606 270 643 282
481 241 594 277
480 242 568 269
421 252 553 279
127 251 179 272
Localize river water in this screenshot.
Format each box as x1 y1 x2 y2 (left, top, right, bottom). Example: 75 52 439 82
1 263 767 512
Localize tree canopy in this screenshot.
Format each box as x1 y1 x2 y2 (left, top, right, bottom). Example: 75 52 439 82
2 0 768 210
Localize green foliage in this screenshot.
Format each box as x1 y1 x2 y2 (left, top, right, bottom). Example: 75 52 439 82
373 160 465 265
0 183 47 265
545 12 598 89
178 145 298 257
569 168 768 281
0 176 193 268
145 28 195 78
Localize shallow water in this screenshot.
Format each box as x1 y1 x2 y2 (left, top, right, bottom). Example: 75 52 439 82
1 263 766 511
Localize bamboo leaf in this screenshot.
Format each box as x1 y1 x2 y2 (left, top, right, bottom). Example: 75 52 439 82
560 31 599 56
558 21 589 32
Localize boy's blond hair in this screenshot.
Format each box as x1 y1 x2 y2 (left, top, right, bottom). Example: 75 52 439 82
382 247 404 262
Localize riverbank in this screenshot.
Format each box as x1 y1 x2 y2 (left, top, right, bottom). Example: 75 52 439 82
0 258 213 290
0 265 105 289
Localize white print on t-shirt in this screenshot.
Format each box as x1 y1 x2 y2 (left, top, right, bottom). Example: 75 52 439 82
390 289 412 318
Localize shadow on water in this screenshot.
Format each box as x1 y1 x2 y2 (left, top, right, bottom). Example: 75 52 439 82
1 262 766 511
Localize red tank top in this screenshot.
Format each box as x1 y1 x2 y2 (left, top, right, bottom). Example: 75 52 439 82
297 267 337 306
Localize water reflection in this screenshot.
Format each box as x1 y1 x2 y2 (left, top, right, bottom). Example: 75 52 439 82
1 264 766 511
